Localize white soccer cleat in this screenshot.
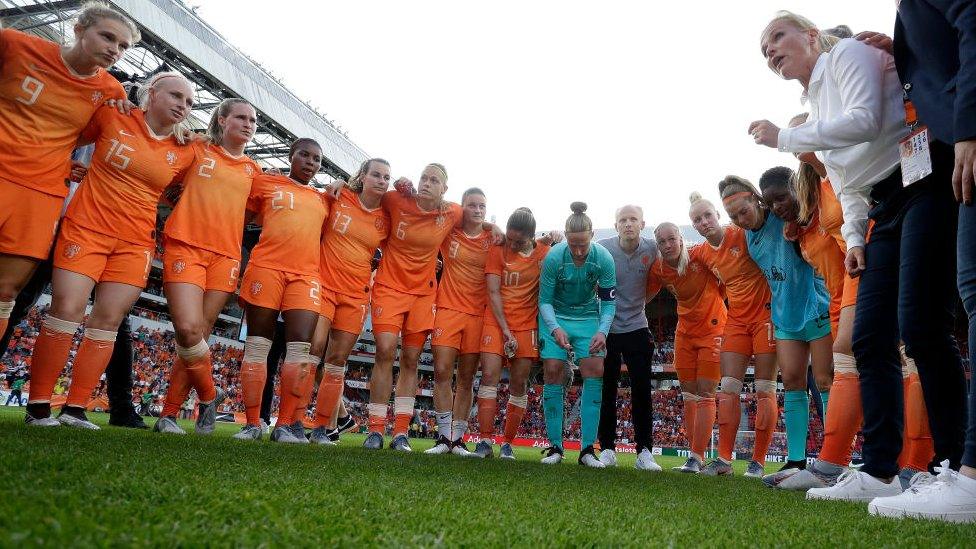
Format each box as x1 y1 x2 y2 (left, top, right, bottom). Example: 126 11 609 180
579 447 606 469
635 448 663 472
153 417 186 435
806 470 903 502
57 411 100 430
260 419 270 435
450 440 474 457
541 447 564 465
25 413 60 427
868 461 976 523
233 424 262 441
599 449 617 467
425 436 452 455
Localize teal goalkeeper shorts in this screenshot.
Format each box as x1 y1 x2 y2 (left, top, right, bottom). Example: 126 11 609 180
538 316 605 362
774 313 831 342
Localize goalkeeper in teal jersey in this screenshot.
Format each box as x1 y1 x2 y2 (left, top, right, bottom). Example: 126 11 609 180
538 202 616 467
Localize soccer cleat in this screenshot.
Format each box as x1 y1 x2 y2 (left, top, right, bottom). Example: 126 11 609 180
541 446 564 465
109 409 149 429
289 420 308 442
424 436 453 455
499 442 516 460
579 446 605 468
599 449 618 467
233 424 263 441
451 440 474 457
776 460 844 490
701 458 734 476
326 429 341 443
390 434 412 452
57 409 100 430
271 425 308 444
868 461 976 523
806 470 904 502
473 440 494 459
194 387 225 435
674 456 703 474
335 414 358 435
309 426 336 446
25 412 60 427
744 460 765 478
153 416 187 435
260 419 270 435
363 431 384 450
762 460 807 487
635 448 663 471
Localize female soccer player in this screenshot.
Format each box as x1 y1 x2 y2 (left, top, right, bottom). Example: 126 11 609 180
648 222 727 473
751 11 964 502
0 2 137 348
306 158 391 445
688 193 776 478
538 202 616 468
233 138 329 443
26 72 195 428
152 99 260 436
721 173 832 482
425 188 493 457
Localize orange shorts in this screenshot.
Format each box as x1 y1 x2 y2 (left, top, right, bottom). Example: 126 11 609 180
321 288 368 335
370 283 435 337
162 236 240 292
0 180 62 260
431 308 483 354
239 264 320 313
53 218 153 287
674 330 722 383
721 316 775 356
480 323 539 360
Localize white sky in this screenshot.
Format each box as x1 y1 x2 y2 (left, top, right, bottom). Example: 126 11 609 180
194 0 896 231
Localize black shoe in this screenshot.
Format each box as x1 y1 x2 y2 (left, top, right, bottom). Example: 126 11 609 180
109 409 149 429
326 428 340 442
335 414 357 435
778 459 807 472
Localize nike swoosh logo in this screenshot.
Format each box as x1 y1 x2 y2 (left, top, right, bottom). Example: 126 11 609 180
119 130 135 137
28 63 47 73
340 203 351 208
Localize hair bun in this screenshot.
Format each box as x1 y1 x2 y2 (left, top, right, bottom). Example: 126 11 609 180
515 207 533 214
570 201 587 214
689 191 703 204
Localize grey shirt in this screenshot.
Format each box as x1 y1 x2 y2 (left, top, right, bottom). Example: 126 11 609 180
597 236 657 334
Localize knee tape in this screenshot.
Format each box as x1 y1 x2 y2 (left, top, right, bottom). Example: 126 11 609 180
720 376 743 395
754 379 777 394
833 352 857 375
285 341 312 364
477 385 498 399
243 336 272 363
177 339 210 362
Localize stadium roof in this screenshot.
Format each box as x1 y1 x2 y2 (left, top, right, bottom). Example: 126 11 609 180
0 0 369 180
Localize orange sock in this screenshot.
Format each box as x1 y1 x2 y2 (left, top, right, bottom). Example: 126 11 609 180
682 392 699 449
393 396 414 436
504 394 528 442
295 365 316 423
184 355 216 403
161 357 190 417
241 360 267 426
693 396 716 458
315 364 345 428
477 385 498 438
26 317 79 404
819 370 862 466
752 392 777 465
275 361 302 427
899 373 934 471
367 402 387 434
65 329 117 408
716 391 740 462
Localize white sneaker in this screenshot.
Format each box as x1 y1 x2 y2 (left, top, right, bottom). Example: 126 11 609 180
599 449 617 467
635 448 663 472
806 470 903 502
541 447 564 465
425 436 452 455
580 451 605 469
869 460 976 523
57 411 100 430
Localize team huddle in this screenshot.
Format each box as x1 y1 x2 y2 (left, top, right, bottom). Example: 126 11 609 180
1 1 975 524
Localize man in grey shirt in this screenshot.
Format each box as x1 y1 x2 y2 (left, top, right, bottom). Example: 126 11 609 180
596 205 660 471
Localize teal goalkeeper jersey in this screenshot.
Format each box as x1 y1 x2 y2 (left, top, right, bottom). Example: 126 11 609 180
539 241 617 323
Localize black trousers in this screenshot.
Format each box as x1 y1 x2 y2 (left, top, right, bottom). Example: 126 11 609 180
259 320 287 425
598 328 654 452
853 142 968 478
0 259 136 416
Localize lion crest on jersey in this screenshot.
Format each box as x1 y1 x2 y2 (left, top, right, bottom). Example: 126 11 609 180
91 91 104 104
374 217 387 232
250 281 262 296
63 243 81 259
244 164 254 176
435 215 446 227
166 151 177 166
690 262 701 273
172 260 186 274
730 246 741 257
483 334 493 346
433 328 444 339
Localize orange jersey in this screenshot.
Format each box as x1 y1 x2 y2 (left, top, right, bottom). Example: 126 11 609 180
0 29 125 197
246 173 329 277
65 108 193 246
374 192 462 296
164 142 259 259
647 256 727 336
320 187 390 299
483 243 550 331
797 211 846 320
817 178 846 251
690 226 771 326
437 227 494 314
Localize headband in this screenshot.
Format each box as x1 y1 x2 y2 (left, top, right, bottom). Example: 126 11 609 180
722 191 755 206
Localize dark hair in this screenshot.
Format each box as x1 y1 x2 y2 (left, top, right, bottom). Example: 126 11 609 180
461 187 485 203
507 207 536 236
758 166 795 193
289 138 321 160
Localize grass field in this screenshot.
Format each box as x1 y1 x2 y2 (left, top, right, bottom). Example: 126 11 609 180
1 408 974 547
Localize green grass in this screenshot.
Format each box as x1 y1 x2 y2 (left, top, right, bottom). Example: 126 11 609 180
1 408 974 547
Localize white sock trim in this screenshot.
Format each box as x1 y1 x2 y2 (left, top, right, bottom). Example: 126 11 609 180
367 403 387 418
834 352 857 374
0 300 13 319
754 379 777 394
176 339 209 361
309 355 322 367
84 327 117 342
323 363 345 376
43 316 80 335
682 391 700 402
284 341 312 364
720 376 744 394
508 394 528 409
243 336 272 363
477 385 498 399
394 396 415 415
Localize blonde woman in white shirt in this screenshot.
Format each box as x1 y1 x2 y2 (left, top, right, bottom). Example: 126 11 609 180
749 11 966 503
